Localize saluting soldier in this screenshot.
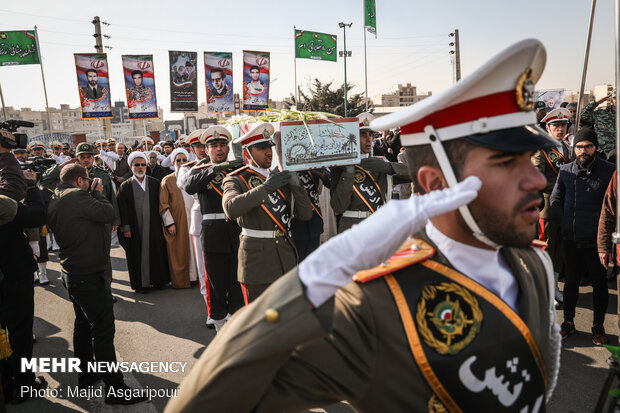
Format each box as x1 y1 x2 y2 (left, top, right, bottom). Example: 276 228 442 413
184 126 245 331
165 39 561 413
176 129 215 327
222 123 313 304
330 112 410 233
531 107 573 306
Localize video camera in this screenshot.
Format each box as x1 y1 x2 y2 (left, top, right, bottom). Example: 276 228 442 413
0 120 33 150
21 157 56 173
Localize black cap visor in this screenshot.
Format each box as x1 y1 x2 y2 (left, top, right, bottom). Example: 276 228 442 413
462 125 556 153
248 141 275 150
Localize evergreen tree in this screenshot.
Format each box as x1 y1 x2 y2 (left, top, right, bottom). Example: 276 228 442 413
285 79 372 117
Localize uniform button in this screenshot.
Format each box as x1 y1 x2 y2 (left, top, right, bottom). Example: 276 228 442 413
264 309 279 323
275 240 279 244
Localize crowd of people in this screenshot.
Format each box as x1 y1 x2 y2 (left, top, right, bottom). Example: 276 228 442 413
0 39 619 411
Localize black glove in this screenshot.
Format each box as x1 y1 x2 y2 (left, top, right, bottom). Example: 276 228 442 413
360 157 394 174
262 170 292 193
213 159 244 174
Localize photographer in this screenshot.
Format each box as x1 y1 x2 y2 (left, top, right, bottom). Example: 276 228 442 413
0 126 47 403
47 164 146 405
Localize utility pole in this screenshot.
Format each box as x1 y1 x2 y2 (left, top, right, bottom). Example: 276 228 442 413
339 22 353 117
92 16 111 140
449 29 461 82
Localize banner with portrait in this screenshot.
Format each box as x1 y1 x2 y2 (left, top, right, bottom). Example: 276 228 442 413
0 30 40 66
122 54 158 119
169 51 198 112
204 51 234 114
74 53 113 119
242 50 270 111
536 89 566 111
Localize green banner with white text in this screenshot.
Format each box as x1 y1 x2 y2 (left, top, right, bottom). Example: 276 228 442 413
295 30 337 62
0 30 40 66
364 0 376 36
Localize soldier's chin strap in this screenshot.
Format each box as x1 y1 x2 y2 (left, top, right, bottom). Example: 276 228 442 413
243 147 258 168
424 125 500 250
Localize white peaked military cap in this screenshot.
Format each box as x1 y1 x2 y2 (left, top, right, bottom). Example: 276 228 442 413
371 39 556 152
358 112 375 132
186 129 206 145
50 141 63 149
542 108 571 125
201 126 232 145
28 141 45 150
233 123 275 148
138 136 154 146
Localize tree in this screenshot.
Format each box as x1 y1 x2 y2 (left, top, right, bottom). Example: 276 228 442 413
285 79 373 117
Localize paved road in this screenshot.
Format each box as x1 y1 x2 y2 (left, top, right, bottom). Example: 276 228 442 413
6 246 619 412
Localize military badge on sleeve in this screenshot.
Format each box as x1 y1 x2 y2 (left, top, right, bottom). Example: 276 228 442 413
354 170 366 184
416 282 483 355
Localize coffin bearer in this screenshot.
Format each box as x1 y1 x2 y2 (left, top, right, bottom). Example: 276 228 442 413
185 126 245 330
222 123 313 303
330 112 410 233
531 107 573 307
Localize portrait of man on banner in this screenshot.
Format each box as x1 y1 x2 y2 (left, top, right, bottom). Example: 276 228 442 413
74 53 113 119
242 50 270 111
122 55 158 119
169 51 198 112
205 52 234 114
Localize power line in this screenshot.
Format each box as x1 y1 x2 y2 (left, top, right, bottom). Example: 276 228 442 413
0 8 88 24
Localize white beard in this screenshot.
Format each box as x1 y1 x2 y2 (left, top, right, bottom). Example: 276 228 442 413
134 171 146 178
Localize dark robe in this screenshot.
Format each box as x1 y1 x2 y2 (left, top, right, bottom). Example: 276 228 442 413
147 164 172 182
117 176 170 290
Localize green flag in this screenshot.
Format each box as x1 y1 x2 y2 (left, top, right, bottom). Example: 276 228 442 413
0 30 40 66
364 0 377 36
295 30 337 62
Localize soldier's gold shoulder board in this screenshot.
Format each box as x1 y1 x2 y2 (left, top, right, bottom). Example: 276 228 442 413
353 238 436 283
193 163 213 170
228 165 249 176
530 239 548 249
182 160 197 168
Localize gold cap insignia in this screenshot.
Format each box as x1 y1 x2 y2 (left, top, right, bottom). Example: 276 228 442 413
515 67 535 111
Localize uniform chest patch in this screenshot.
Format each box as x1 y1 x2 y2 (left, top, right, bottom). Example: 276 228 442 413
416 282 483 355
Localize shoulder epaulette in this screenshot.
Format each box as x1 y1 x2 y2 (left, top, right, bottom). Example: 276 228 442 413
353 238 436 283
228 165 249 176
193 163 213 170
530 239 548 249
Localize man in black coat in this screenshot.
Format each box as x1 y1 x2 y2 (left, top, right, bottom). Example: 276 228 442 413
0 150 47 403
146 151 172 182
117 152 170 292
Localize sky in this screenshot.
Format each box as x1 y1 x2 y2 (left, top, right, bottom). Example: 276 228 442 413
0 0 616 121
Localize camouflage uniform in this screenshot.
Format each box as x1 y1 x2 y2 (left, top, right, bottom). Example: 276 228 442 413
580 101 616 155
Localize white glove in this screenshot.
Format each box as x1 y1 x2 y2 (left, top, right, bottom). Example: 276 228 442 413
29 241 40 258
299 176 482 307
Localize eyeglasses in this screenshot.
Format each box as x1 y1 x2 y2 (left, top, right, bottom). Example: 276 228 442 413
175 158 188 163
132 163 147 167
574 144 595 151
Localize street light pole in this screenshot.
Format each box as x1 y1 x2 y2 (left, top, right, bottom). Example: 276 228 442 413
339 22 353 117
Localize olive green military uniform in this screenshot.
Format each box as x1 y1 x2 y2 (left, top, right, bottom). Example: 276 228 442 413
330 159 410 233
40 163 119 227
531 142 571 270
164 234 559 413
581 101 616 156
222 167 313 301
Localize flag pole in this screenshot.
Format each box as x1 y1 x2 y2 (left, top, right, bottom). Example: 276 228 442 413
0 83 7 121
614 0 620 247
364 27 369 111
293 26 298 106
34 26 53 137
575 0 597 135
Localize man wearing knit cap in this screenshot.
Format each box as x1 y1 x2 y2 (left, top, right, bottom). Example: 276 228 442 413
330 112 410 233
531 107 573 307
551 126 615 345
222 123 313 304
185 126 245 330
